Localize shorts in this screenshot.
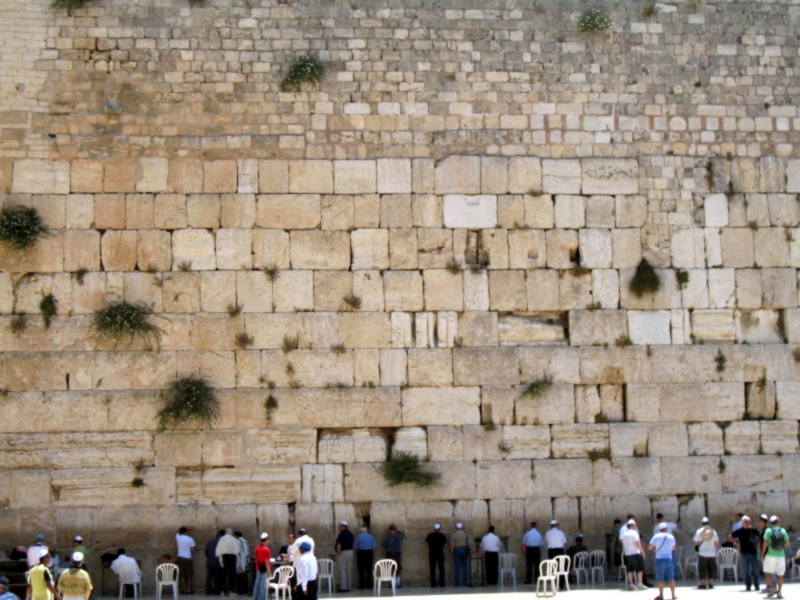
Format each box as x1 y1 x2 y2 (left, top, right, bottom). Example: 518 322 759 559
763 554 786 577
698 555 717 580
177 557 194 579
655 558 675 582
624 553 645 574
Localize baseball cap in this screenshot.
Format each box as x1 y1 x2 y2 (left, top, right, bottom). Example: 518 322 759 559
701 517 709 524
299 541 311 550
0 576 9 586
72 551 84 562
550 520 558 525
434 523 441 530
260 533 269 540
455 522 463 529
36 534 45 541
770 515 779 523
340 521 347 526
74 536 83 542
659 523 668 530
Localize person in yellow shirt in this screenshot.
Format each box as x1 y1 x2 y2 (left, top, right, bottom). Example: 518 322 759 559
56 553 92 600
27 550 61 600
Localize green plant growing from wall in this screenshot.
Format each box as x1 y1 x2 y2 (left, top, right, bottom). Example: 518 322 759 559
577 9 613 32
263 264 280 281
718 458 726 473
40 294 58 329
629 258 661 297
265 393 279 422
715 349 727 373
92 301 162 348
131 477 145 488
642 1 661 19
73 268 89 285
378 450 440 488
342 294 362 310
0 205 48 252
10 315 27 336
587 447 611 462
522 375 553 398
157 377 220 430
615 334 633 348
50 0 92 13
280 55 327 92
282 334 298 354
675 269 690 290
446 258 462 274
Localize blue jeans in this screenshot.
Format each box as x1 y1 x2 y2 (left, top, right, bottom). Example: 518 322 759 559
253 569 267 600
655 558 675 582
453 547 469 586
742 553 760 589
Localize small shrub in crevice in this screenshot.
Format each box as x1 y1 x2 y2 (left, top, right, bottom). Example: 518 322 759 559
445 258 462 275
263 264 280 281
282 334 298 354
675 269 690 290
280 55 327 92
177 261 192 272
615 334 633 348
587 447 611 462
718 458 727 474
715 349 727 373
10 315 27 336
235 332 254 349
794 348 800 363
594 412 610 424
227 303 243 317
378 451 440 488
578 9 613 32
629 258 661 297
331 343 346 355
157 377 220 430
265 394 279 421
0 205 48 251
522 375 553 399
92 301 162 348
40 294 58 329
342 294 362 310
131 477 145 488
642 1 661 19
73 268 89 285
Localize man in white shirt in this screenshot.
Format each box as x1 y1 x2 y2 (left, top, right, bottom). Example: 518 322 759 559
27 534 47 568
653 513 679 536
215 528 240 596
293 542 317 600
621 520 647 591
693 517 719 589
545 520 567 590
110 548 141 596
521 522 544 584
479 526 503 585
175 526 196 595
290 529 315 567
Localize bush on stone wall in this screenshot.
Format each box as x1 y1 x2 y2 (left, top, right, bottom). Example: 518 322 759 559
50 0 92 13
0 205 48 252
92 301 163 348
577 9 613 32
378 451 440 488
280 55 327 92
157 377 220 430
629 258 661 297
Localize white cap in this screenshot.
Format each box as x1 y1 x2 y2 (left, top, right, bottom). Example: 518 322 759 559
760 514 769 521
340 521 348 526
74 536 83 542
38 548 49 558
659 523 668 530
770 515 779 523
456 522 463 529
260 533 269 540
742 516 751 522
71 551 84 563
550 520 558 525
434 523 441 530
627 519 636 526
701 517 709 524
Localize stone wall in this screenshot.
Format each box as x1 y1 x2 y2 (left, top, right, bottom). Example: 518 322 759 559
1 0 800 587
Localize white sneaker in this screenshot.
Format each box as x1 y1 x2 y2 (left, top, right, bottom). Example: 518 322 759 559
636 583 647 590
627 584 637 591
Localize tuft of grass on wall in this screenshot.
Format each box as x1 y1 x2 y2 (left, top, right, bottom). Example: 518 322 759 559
521 375 553 399
40 294 58 329
578 9 613 32
378 451 441 488
92 301 162 348
629 258 662 297
280 55 327 92
157 377 220 430
0 205 48 252
50 0 92 12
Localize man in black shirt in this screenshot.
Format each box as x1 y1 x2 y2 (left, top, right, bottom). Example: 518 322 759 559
334 521 354 592
567 536 588 583
729 516 760 591
424 524 447 588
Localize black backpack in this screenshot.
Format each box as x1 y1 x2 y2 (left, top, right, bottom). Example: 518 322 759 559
769 527 786 551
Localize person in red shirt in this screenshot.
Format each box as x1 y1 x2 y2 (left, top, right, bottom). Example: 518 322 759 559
252 533 272 600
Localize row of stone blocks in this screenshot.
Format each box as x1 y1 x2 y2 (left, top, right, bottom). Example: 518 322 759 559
8 156 800 196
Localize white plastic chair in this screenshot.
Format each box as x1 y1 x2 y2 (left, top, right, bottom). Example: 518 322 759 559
317 558 334 595
498 553 517 587
684 552 699 581
155 563 178 600
673 547 684 580
116 562 142 599
554 555 571 592
536 559 558 598
589 550 605 585
617 562 627 585
572 551 589 586
716 547 739 583
269 566 294 600
373 559 397 596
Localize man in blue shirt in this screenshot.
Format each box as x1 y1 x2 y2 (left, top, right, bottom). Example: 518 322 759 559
521 522 544 584
0 576 20 600
648 523 677 600
353 527 377 590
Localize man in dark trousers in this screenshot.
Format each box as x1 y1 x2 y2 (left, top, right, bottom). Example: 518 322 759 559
205 531 224 595
424 523 447 588
352 527 377 590
521 522 544 584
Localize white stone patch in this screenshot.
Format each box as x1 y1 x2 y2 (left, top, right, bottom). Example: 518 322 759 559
787 159 800 193
627 310 671 345
542 159 582 194
443 194 497 229
12 160 70 194
691 309 735 343
704 194 729 227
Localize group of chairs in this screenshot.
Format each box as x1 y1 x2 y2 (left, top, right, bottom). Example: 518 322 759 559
269 559 399 598
536 551 606 597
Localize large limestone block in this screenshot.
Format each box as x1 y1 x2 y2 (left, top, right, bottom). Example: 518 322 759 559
720 228 754 268
508 229 546 269
591 269 620 309
288 160 333 194
453 348 518 386
480 157 509 194
388 228 418 269
532 459 592 497
736 309 782 344
554 195 585 229
776 381 800 419
428 425 465 462
258 160 289 193
609 423 648 458
703 194 729 227
101 230 137 271
501 425 551 459
625 384 660 422
379 348 407 387
481 386 515 426
0 432 153 469
12 160 70 194
463 424 502 462
237 158 259 194
135 157 168 192
487 498 524 538
384 271 423 312
581 159 638 195
337 312 391 349
723 421 761 455
767 194 799 226
71 159 103 193
377 159 412 194
691 309 736 343
787 159 800 193
51 467 175 507
168 158 203 193
661 456 722 494
569 310 627 346
680 269 709 309
442 195 497 229
761 158 786 193
614 195 647 228
760 421 800 454
201 467 300 503
706 382 745 421
754 228 790 267
271 388 401 428
498 314 566 346
416 228 451 268
407 348 453 387
516 384 575 425
312 271 351 311
708 269 735 308
542 159 581 194
402 387 481 426
551 424 609 459
688 422 724 456
186 194 221 228
351 228 389 270
592 458 662 496
423 270 462 311
671 229 705 269
216 229 253 270
64 229 101 272
202 431 244 467
660 383 708 422
245 428 317 465
578 229 612 268
290 231 350 270
761 268 797 308
721 456 783 493
302 464 344 503
317 429 387 464
203 160 237 193
477 460 534 499
508 157 542 194
627 310 671 345
344 461 476 502
435 156 480 195
253 229 290 270
575 385 601 423
256 194 321 229
489 270 527 311
611 229 642 269
524 194 554 229
273 270 313 312
171 229 215 270
379 194 412 228
334 160 376 194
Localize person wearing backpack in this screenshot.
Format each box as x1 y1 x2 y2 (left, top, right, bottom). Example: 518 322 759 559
761 515 788 599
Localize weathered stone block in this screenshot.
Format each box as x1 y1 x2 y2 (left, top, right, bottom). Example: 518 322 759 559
393 427 428 459
721 456 783 493
508 157 543 194
477 460 534 499
524 194 554 228
480 157 509 194
754 228 790 267
302 464 344 503
203 160 237 193
453 348 518 386
532 458 592 497
691 309 736 343
761 268 797 308
345 461 476 503
569 310 627 346
661 456 722 494
12 160 70 194
554 195 585 229
288 160 333 194
201 467 300 504
551 424 609 459
672 229 705 269
334 160 376 194
168 159 203 194
761 421 800 454
290 231 350 270
259 160 289 193
172 229 216 270
498 314 565 346
101 230 137 271
546 229 578 269
736 309 782 344
71 159 103 193
423 270 462 311
351 228 389 270
377 158 411 194
723 421 760 455
402 387 481 426
488 270 527 311
407 348 452 387
442 195 497 229
435 156 480 195
216 228 253 270
592 458 662 496
256 194 321 229
134 157 168 193
581 159 638 195
245 428 316 465
542 159 581 194
627 310 671 345
516 384 575 425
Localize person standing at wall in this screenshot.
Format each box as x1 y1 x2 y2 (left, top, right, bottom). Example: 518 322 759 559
692 517 719 590
521 522 544 585
233 531 249 595
729 516 760 591
648 523 677 600
0 576 20 600
479 526 503 586
450 523 471 587
352 528 377 590
215 529 240 596
175 526 196 596
424 524 447 588
381 525 404 588
621 521 647 591
205 531 224 596
252 534 272 600
334 522 354 592
761 515 788 599
545 520 567 590
293 543 317 600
